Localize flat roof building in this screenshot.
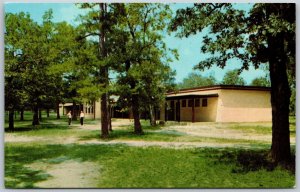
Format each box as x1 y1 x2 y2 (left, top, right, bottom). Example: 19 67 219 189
59 85 272 123
161 85 272 122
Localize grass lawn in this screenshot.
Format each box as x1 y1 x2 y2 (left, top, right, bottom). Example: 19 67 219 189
5 143 295 188
4 111 296 188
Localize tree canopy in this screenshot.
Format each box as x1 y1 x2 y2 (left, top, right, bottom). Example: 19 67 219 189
171 3 295 163
221 69 245 86
177 72 216 89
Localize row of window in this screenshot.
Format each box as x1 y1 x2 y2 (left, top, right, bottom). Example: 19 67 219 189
85 106 94 114
169 98 208 108
182 98 207 107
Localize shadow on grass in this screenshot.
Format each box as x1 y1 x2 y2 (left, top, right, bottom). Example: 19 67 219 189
79 129 183 142
5 161 51 188
5 143 127 188
5 121 71 133
205 148 295 174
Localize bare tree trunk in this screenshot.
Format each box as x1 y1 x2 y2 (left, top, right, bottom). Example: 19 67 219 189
56 102 60 119
20 108 24 121
47 108 50 118
132 94 143 134
108 103 112 131
149 104 156 126
39 108 42 121
72 101 77 120
32 105 39 126
99 3 109 138
268 32 291 163
9 109 14 131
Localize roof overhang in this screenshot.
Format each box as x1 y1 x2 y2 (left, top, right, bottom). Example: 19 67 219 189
166 93 219 100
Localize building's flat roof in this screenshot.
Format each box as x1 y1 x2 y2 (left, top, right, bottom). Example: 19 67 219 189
167 85 271 95
166 94 218 100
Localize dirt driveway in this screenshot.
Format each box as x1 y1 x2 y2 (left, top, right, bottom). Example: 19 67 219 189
5 119 295 147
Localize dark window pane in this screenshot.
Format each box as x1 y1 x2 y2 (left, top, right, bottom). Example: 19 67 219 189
202 98 208 107
182 100 186 107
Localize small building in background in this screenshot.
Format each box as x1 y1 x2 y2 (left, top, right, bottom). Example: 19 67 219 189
160 85 272 122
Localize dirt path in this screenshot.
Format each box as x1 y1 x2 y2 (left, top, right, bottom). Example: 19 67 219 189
26 159 101 188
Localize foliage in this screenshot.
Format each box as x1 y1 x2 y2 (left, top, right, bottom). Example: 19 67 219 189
251 76 271 87
170 3 295 163
177 72 217 89
222 69 245 86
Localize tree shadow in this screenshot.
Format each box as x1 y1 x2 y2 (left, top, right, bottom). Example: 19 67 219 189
214 149 295 174
79 129 182 141
5 143 126 188
5 122 70 133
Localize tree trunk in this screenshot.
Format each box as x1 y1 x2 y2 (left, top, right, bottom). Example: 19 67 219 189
101 92 109 138
56 102 60 119
132 94 143 134
32 105 39 126
99 3 109 138
20 108 24 121
267 31 291 163
108 103 112 131
9 109 14 131
149 104 156 126
72 101 77 120
39 109 42 121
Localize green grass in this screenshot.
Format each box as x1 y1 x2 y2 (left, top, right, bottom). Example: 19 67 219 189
5 143 295 188
4 112 296 188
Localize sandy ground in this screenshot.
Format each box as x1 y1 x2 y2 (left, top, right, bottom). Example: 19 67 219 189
26 160 101 188
5 119 296 188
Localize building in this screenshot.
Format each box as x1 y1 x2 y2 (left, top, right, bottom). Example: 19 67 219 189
59 85 272 122
161 85 272 122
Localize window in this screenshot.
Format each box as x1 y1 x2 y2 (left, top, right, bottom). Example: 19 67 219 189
188 99 194 107
182 100 186 107
195 99 200 107
202 98 208 107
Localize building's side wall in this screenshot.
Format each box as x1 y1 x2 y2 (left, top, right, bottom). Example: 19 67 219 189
194 97 218 122
95 99 101 119
216 89 271 122
179 97 218 122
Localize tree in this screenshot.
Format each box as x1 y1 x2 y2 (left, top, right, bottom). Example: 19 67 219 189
112 3 176 133
5 12 40 128
177 72 216 89
171 3 295 163
251 76 271 87
222 69 245 85
76 3 121 138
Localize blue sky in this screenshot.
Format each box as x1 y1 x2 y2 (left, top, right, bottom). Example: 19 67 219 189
5 2 267 84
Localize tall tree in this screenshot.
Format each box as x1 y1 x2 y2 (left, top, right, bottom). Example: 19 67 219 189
177 72 216 89
77 3 118 138
171 3 295 163
5 12 40 128
112 3 176 133
222 69 245 85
